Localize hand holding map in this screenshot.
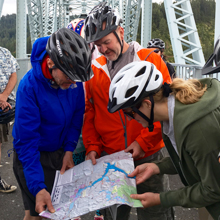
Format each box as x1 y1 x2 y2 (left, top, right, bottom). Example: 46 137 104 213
40 150 142 220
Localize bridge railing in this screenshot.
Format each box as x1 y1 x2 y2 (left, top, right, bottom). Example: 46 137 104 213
15 59 218 93
171 63 203 80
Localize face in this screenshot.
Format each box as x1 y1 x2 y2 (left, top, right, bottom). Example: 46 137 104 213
123 103 151 128
47 58 75 90
52 68 75 90
94 29 123 61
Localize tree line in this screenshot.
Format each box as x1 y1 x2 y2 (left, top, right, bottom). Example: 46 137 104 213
0 0 215 63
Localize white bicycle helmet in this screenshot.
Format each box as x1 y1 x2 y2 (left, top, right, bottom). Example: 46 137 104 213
108 61 163 132
108 61 163 113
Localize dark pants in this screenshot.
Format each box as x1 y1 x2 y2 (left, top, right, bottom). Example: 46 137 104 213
100 150 174 220
13 149 64 216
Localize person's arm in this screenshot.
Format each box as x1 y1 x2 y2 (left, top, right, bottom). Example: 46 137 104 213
0 72 17 102
160 119 220 209
61 82 85 173
82 78 103 164
13 82 47 197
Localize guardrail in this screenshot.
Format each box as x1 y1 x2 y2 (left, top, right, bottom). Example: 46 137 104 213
15 59 218 93
171 63 203 80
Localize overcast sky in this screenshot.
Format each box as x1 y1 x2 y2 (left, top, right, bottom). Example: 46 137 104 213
1 0 164 16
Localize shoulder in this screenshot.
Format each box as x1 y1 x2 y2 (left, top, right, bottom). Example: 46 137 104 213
136 47 158 60
0 47 11 55
92 55 107 68
17 70 37 92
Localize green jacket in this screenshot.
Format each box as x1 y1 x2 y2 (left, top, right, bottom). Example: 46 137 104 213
156 78 220 219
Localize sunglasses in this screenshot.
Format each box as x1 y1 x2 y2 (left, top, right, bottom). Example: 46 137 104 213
122 102 142 119
123 109 136 119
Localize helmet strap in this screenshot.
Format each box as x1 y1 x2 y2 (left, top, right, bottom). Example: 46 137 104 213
112 30 124 69
132 95 155 132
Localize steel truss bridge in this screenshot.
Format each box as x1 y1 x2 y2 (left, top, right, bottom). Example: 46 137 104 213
0 0 219 77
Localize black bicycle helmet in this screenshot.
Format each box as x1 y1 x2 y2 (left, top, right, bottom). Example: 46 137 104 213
46 27 93 82
84 2 122 43
202 35 220 75
0 100 15 124
147 38 165 51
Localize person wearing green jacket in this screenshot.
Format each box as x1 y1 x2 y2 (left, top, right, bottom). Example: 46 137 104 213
107 60 220 219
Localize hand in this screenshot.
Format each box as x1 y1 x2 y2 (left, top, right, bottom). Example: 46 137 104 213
35 189 55 214
124 141 145 160
130 192 161 208
0 100 11 112
128 163 160 184
0 93 8 103
60 151 74 175
86 151 98 165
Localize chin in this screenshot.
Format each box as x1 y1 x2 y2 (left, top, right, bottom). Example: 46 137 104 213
60 84 71 90
141 122 148 128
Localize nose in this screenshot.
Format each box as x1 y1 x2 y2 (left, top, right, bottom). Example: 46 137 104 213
98 44 107 54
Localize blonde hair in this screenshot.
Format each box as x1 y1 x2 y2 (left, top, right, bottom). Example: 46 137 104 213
153 78 207 104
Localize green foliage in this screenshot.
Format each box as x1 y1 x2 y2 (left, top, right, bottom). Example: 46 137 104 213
0 14 31 57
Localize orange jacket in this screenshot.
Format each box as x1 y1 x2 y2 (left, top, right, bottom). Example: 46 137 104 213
83 42 172 158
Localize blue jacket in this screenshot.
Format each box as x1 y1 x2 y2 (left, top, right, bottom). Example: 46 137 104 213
12 36 85 196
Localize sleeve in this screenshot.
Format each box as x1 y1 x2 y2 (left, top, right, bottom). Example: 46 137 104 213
8 50 20 73
154 157 178 175
135 121 164 153
63 83 85 152
13 84 46 196
135 53 172 152
82 79 103 156
160 116 220 210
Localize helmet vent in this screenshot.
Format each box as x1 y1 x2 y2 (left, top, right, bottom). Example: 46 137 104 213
103 6 109 14
83 53 87 64
64 33 71 41
70 44 78 54
115 75 123 83
76 39 83 49
112 16 116 26
102 18 107 31
91 23 96 35
155 74 159 81
125 86 138 98
76 56 83 66
94 11 99 19
85 25 89 36
135 66 146 77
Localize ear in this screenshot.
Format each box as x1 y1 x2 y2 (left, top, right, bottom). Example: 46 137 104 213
142 99 152 109
46 58 55 69
118 26 124 40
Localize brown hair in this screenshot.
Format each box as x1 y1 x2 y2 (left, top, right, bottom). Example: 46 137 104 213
153 78 207 104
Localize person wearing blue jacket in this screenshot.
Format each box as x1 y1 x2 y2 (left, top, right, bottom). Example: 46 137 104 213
12 28 93 220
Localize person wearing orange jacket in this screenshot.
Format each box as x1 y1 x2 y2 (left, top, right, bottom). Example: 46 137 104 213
82 2 174 220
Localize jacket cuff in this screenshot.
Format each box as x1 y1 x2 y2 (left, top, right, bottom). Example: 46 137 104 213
154 157 178 175
32 183 47 197
160 190 183 208
86 145 102 157
135 136 148 152
64 144 76 152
